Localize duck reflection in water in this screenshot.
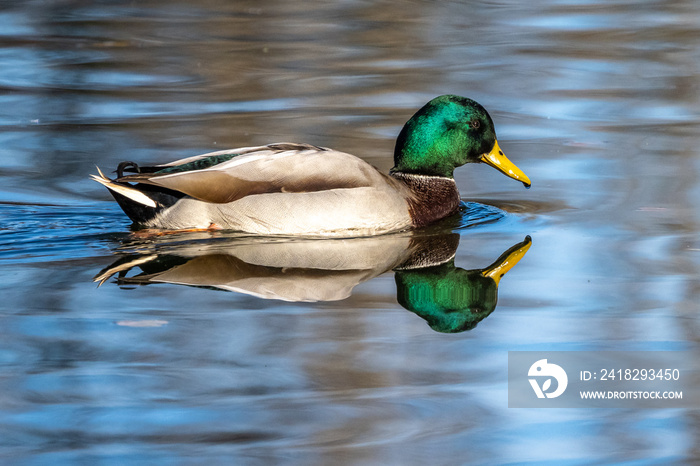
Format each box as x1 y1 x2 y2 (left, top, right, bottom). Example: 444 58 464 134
394 237 530 333
95 233 531 333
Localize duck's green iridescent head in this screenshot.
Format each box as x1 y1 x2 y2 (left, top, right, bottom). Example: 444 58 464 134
392 95 530 187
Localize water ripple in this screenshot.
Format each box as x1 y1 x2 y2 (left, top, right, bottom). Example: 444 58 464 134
0 202 128 263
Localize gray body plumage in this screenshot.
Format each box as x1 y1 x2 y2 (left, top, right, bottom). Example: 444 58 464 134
93 143 415 236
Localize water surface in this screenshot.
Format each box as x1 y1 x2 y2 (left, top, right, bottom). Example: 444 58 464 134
1 0 699 464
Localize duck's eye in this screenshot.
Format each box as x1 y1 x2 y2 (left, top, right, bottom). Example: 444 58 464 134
469 120 481 129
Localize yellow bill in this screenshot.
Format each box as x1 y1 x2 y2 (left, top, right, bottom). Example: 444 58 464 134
480 140 531 188
481 236 532 285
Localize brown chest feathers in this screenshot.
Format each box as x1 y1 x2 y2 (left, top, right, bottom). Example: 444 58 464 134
390 172 461 228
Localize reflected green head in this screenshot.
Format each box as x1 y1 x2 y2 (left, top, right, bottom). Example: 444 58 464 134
395 262 498 333
392 95 497 178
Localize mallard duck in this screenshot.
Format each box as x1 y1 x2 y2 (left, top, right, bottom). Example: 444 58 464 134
92 95 530 236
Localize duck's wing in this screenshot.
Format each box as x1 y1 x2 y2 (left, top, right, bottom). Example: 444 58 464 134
113 144 274 175
115 143 395 204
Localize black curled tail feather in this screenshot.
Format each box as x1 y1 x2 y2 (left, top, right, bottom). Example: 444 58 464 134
117 161 141 178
